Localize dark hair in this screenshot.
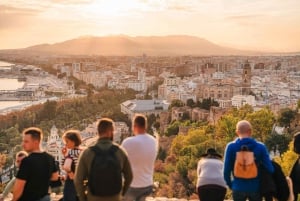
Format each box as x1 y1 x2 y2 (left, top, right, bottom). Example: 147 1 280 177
133 114 147 129
62 130 82 147
23 127 43 142
97 118 114 135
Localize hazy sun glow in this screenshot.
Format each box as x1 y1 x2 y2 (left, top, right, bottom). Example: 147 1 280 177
1 0 300 52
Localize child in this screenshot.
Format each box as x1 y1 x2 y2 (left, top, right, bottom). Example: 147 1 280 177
61 130 82 201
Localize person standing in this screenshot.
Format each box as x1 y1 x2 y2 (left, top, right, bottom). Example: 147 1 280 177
74 118 133 201
223 120 274 201
290 132 300 201
0 151 28 201
12 127 59 201
61 130 82 201
121 114 158 201
196 148 227 201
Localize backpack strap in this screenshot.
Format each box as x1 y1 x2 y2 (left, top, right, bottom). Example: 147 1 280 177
109 144 119 153
90 146 103 155
90 144 119 155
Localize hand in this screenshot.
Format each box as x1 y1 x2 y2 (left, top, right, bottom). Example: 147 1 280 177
68 172 74 180
62 147 67 156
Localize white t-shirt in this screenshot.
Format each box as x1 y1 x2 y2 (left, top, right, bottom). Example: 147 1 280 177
121 134 158 188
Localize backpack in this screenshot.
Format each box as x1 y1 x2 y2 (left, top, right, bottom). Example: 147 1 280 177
234 145 258 179
88 144 122 196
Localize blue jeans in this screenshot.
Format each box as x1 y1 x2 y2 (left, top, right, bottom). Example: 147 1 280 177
232 191 262 201
63 179 78 201
123 186 153 201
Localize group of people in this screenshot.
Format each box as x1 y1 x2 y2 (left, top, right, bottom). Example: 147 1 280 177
196 120 300 201
0 114 158 201
1 116 300 201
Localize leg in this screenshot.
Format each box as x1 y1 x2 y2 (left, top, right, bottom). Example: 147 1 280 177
248 192 262 201
123 187 138 201
135 186 153 201
63 179 77 201
198 185 226 201
198 186 215 201
232 191 247 201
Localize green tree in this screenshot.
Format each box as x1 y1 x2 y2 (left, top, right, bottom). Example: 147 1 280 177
197 98 219 110
186 99 195 107
265 134 291 154
169 99 184 110
246 107 275 142
277 108 297 128
215 114 240 142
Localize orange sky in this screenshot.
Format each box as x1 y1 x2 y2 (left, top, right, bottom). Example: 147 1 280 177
1 0 300 52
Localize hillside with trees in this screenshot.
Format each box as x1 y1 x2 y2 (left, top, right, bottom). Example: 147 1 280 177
153 103 300 198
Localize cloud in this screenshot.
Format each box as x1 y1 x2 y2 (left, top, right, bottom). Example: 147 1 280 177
0 5 41 30
50 0 94 5
0 5 41 15
226 14 266 20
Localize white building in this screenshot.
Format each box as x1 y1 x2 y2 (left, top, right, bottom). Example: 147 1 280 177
231 95 256 108
45 125 64 164
212 72 225 80
72 63 81 74
121 99 170 119
114 122 129 144
127 80 146 92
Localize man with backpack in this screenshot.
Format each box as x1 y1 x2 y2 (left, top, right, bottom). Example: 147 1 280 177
223 120 274 201
74 118 133 201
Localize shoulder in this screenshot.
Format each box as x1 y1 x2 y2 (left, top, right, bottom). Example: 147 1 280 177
44 152 55 159
225 141 236 151
121 136 135 146
255 141 268 151
80 147 93 157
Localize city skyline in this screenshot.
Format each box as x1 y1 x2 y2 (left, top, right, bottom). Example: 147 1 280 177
1 0 300 52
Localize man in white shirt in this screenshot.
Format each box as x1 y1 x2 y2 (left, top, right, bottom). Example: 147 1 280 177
121 114 158 201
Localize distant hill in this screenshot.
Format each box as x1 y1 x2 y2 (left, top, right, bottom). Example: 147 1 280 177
7 35 261 56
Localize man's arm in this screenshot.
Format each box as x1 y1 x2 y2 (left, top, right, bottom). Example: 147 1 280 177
261 144 274 173
122 154 133 195
2 177 16 198
74 150 89 201
12 179 26 201
50 171 59 181
223 143 233 189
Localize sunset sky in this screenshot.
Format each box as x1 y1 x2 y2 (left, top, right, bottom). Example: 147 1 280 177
1 0 300 52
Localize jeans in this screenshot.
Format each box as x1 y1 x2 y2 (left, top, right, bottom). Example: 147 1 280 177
63 179 78 201
123 186 153 201
232 191 262 201
197 185 227 201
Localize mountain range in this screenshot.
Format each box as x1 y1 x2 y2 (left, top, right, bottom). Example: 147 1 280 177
4 35 261 56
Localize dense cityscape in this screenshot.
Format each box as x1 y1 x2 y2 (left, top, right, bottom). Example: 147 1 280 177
0 53 299 200
1 0 300 200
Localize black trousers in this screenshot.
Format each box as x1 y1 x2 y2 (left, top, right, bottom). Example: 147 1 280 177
197 184 227 201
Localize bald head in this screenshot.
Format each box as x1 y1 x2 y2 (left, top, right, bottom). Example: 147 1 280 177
236 120 252 138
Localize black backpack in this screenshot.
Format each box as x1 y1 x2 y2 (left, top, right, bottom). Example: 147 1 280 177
88 144 122 196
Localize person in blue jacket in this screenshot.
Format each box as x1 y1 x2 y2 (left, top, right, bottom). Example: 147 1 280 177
223 120 274 201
